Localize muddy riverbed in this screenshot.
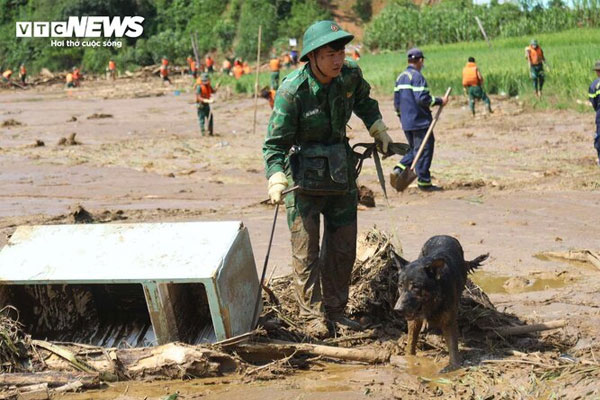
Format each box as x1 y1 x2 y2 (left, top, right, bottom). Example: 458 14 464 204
1 75 599 398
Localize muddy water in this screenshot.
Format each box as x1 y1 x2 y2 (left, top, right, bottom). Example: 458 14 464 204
471 270 571 294
60 358 449 400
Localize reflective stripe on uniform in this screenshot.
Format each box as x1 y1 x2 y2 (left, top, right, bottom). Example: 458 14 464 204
394 84 427 92
430 97 436 107
589 90 600 98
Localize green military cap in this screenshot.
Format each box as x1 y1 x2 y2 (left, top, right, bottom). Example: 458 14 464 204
300 20 354 62
593 60 600 71
530 39 538 46
201 72 210 82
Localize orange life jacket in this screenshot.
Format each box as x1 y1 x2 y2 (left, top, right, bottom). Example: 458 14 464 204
199 83 213 100
162 58 169 66
223 60 232 69
108 61 116 70
352 50 360 60
269 58 280 72
72 69 80 80
268 89 276 109
242 63 251 75
527 46 544 65
19 66 26 75
66 73 73 83
205 57 214 67
3 70 12 79
462 62 480 86
283 54 291 63
187 56 193 66
190 61 197 72
233 65 243 79
160 65 168 77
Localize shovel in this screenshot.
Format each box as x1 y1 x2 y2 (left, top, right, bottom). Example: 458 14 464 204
391 87 452 192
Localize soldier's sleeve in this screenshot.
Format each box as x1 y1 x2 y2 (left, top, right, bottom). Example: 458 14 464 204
590 81 600 111
263 89 298 178
352 66 382 129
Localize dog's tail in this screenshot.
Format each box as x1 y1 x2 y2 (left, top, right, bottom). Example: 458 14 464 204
465 253 489 274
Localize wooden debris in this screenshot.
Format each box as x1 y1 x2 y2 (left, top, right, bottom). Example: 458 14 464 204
488 319 567 337
539 250 600 271
235 340 390 364
0 371 99 388
31 340 96 373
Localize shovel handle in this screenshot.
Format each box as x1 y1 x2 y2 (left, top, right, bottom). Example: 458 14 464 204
410 87 452 170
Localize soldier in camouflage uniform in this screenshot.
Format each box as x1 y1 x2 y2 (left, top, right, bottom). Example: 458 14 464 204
262 20 392 337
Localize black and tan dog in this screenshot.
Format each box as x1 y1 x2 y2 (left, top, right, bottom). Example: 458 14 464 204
394 235 488 372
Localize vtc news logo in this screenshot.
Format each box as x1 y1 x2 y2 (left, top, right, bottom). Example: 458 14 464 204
16 16 144 38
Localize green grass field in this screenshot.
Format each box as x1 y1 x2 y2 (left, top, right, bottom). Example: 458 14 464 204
211 29 600 111
360 28 600 110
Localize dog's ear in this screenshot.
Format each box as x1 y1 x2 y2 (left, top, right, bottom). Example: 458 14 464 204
425 258 446 280
393 252 410 270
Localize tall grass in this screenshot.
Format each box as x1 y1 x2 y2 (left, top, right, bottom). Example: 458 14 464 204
359 29 600 108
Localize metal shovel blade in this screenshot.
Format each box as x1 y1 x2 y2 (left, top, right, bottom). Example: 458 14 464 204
390 167 417 192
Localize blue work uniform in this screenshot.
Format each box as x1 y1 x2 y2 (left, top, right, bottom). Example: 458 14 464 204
589 77 600 163
393 65 442 185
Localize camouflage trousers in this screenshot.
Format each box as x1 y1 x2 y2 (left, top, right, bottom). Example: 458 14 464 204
285 189 358 318
530 64 545 92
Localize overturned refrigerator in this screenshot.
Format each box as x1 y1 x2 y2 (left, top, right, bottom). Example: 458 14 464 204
0 221 261 347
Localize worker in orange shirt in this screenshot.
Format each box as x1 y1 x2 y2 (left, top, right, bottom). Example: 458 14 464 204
352 48 360 61
526 39 546 98
72 67 81 87
242 61 251 75
232 60 244 79
160 56 171 84
19 64 27 84
260 87 276 109
187 56 197 78
2 69 12 83
196 73 218 136
283 52 292 69
108 59 116 80
206 55 215 73
462 57 492 115
222 58 232 75
269 53 281 90
65 72 74 88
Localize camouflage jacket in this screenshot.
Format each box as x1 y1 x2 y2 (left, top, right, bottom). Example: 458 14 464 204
262 60 382 179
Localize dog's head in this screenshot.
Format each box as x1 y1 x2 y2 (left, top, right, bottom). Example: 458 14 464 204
393 254 446 320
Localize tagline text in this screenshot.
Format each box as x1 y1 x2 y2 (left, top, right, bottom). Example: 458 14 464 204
51 39 122 48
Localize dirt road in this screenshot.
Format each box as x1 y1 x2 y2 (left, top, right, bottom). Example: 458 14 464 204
1 75 599 398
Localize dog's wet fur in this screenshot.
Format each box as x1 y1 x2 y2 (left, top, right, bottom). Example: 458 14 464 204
394 235 488 372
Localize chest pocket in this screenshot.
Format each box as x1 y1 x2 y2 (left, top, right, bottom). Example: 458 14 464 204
289 142 349 196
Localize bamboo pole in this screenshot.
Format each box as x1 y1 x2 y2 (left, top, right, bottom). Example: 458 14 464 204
252 25 262 135
475 16 492 49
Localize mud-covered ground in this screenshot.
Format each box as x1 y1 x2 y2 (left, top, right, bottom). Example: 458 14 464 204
1 74 599 398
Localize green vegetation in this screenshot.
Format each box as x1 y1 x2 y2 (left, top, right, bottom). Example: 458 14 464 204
0 0 329 74
360 29 600 109
365 0 600 50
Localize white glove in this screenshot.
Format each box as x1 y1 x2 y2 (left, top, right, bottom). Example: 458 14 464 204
267 171 288 204
368 119 392 153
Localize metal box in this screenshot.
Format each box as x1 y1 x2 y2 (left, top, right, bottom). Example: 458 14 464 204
0 221 260 347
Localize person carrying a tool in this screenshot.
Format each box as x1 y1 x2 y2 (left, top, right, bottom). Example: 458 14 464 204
262 20 392 338
589 61 600 167
391 48 448 192
196 73 217 136
462 57 492 116
526 39 546 98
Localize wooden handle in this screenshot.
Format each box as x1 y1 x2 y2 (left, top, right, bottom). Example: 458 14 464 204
410 87 452 170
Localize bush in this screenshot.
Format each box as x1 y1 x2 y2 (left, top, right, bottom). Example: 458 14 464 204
352 0 373 23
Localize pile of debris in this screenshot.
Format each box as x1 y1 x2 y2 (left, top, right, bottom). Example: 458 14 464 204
0 228 590 396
